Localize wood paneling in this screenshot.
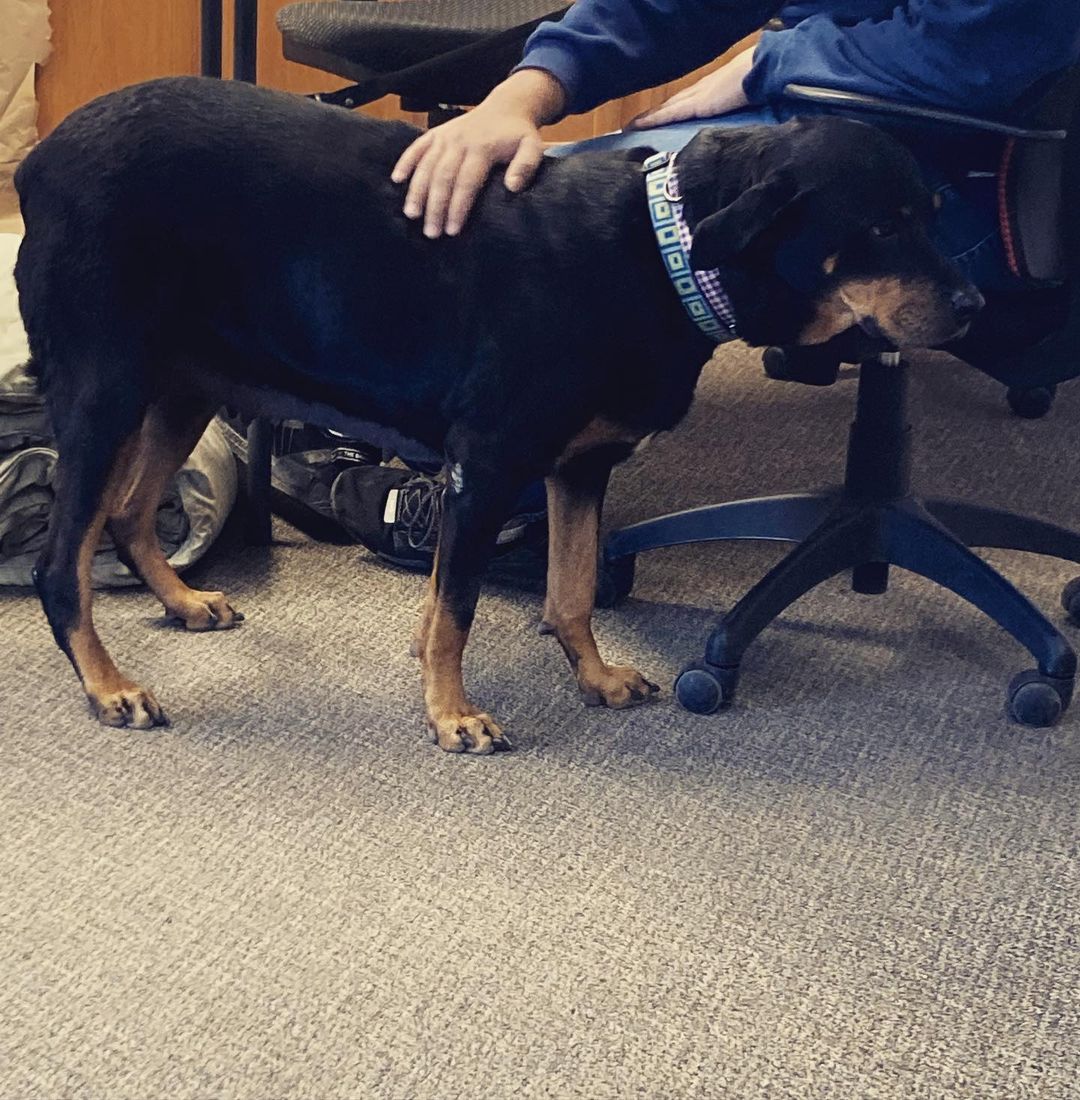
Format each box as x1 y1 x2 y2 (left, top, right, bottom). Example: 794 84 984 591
37 0 200 136
38 0 754 141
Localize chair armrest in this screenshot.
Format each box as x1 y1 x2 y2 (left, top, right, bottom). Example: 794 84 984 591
784 83 1066 141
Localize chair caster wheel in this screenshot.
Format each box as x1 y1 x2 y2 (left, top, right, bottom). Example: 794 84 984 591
1007 669 1067 728
675 662 738 714
595 554 635 609
1006 384 1056 419
1061 576 1080 623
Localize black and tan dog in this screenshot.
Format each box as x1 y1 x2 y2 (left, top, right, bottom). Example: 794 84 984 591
15 77 981 753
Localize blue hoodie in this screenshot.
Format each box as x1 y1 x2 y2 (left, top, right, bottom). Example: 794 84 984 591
516 1 1080 119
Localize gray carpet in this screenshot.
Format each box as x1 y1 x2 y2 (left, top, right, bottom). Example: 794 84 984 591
1 345 1078 1099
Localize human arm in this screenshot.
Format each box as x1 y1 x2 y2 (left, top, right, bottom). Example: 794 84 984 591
743 0 1080 114
513 0 782 116
391 69 565 238
392 0 782 236
625 44 756 129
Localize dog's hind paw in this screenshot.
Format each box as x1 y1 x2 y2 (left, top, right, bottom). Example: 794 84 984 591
429 711 511 755
88 683 169 730
166 591 244 632
578 665 660 709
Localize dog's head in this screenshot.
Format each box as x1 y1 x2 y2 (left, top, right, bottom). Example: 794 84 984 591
675 116 983 348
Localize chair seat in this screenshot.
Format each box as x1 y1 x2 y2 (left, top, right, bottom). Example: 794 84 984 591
278 0 567 91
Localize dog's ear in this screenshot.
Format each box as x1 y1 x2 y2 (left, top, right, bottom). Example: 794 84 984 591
689 170 804 270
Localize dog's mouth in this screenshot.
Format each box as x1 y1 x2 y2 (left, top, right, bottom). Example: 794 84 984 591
856 314 972 347
856 315 888 341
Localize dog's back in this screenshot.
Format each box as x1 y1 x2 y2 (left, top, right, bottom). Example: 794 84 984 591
16 79 436 419
17 76 660 450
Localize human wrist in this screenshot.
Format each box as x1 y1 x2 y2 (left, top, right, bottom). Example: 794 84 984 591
737 44 759 103
484 68 567 126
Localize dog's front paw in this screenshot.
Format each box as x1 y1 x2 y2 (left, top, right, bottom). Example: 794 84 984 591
428 710 511 755
579 665 660 709
167 590 244 632
88 681 169 729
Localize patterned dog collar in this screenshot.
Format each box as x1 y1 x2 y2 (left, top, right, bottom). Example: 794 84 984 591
643 150 738 343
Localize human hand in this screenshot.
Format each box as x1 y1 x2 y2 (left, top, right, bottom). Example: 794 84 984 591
391 69 564 238
626 48 756 130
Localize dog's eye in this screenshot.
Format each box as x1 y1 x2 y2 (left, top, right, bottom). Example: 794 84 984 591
870 221 898 240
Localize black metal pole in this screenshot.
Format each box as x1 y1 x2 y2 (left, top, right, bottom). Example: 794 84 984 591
233 0 258 82
200 0 222 77
222 0 271 543
245 420 274 545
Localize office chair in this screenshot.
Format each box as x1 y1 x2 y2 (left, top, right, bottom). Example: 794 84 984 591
278 0 569 122
600 71 1080 729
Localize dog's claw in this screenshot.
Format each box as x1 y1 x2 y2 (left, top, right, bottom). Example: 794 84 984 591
429 711 509 755
166 590 243 631
577 665 660 709
89 683 168 730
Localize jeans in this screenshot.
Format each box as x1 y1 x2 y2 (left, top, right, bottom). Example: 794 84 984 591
548 102 1024 293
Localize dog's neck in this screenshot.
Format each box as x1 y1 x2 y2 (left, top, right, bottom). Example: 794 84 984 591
643 151 739 344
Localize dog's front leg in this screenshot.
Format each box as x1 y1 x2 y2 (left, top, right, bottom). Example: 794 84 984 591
543 450 660 709
421 457 514 755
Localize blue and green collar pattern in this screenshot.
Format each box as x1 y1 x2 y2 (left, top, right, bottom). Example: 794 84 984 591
644 150 738 344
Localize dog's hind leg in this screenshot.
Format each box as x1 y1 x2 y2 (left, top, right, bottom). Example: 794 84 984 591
107 396 243 631
410 547 438 659
34 387 168 729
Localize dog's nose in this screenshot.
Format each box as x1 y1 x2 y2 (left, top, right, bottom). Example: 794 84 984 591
951 286 985 321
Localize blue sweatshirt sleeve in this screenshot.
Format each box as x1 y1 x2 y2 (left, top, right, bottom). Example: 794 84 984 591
514 1 782 116
745 1 1080 114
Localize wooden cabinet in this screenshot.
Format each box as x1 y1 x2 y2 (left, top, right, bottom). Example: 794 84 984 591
38 0 751 139
37 1 200 135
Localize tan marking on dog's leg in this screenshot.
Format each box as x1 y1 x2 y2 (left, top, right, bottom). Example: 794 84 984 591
543 470 659 709
422 591 505 754
109 402 242 631
556 416 642 465
410 549 438 659
68 439 167 729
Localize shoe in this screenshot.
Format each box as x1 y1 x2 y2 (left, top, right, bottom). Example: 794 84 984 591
330 465 546 571
216 411 383 527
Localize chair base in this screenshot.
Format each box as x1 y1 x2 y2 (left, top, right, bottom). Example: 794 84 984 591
602 356 1080 727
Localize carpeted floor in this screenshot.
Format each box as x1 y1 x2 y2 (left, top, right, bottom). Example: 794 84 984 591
1 344 1078 1099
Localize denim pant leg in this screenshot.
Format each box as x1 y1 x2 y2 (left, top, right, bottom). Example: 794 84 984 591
546 106 788 159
